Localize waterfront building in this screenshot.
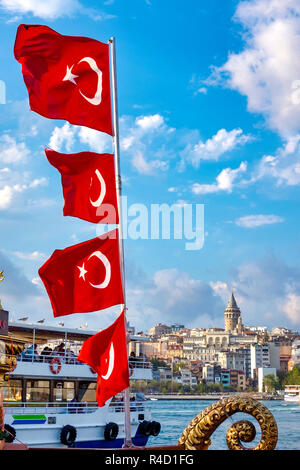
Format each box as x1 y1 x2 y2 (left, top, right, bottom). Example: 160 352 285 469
205 329 230 349
268 342 280 371
171 324 185 332
246 326 268 334
183 336 206 355
202 364 215 384
157 368 173 382
217 351 246 373
220 370 230 387
175 369 198 387
138 340 161 358
190 328 206 337
234 346 252 379
165 343 184 360
250 344 271 379
291 339 300 366
184 346 218 363
229 333 258 345
230 370 246 391
149 323 172 337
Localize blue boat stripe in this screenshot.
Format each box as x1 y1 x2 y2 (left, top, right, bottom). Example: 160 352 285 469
12 419 47 425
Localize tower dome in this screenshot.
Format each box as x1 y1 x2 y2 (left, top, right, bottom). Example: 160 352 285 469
224 291 242 331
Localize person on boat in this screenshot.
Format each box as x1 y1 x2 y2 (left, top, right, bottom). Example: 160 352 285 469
129 351 136 367
65 348 77 364
41 346 52 362
20 344 38 362
130 395 137 411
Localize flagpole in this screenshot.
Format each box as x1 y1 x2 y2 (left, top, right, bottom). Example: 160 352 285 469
109 36 132 448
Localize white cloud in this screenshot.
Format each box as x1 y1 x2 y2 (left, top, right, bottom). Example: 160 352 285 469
255 135 300 186
135 114 165 131
0 185 13 209
207 0 300 136
210 281 231 303
12 251 46 261
29 178 48 188
235 214 284 228
0 134 30 164
196 87 208 95
126 265 225 331
119 114 173 174
0 0 81 19
132 150 169 175
181 128 250 168
168 187 178 193
78 127 112 153
211 253 300 328
0 172 47 211
31 277 42 286
282 293 300 325
192 161 247 194
49 123 76 153
48 123 112 154
48 116 172 175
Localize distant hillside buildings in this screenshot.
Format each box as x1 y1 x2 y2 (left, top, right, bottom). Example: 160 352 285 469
131 291 300 391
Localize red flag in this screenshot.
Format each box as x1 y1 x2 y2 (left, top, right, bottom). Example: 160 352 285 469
14 24 113 135
77 310 129 407
38 229 124 317
45 148 119 224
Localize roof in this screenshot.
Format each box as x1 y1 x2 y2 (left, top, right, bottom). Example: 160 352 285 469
8 321 149 344
228 291 238 308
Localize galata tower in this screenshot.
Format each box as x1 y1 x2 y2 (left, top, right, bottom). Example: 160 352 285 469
224 291 242 332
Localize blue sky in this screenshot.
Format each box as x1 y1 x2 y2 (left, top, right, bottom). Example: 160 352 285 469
1 0 300 332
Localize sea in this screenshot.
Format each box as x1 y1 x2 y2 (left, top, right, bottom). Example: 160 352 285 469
146 399 300 450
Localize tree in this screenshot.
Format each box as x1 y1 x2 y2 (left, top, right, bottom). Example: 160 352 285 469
263 374 277 392
173 362 186 373
282 365 300 386
150 358 168 369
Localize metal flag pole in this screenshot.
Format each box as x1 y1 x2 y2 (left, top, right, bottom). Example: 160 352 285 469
109 36 132 448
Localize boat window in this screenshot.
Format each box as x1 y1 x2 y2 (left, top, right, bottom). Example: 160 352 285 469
53 381 75 402
2 379 22 402
78 381 96 403
26 380 50 402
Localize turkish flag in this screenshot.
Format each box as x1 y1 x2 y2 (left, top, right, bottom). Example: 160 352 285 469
77 310 129 407
14 24 113 135
38 229 124 317
45 148 119 224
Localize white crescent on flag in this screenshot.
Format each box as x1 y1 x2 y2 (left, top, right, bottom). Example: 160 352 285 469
77 250 111 288
88 250 111 289
101 342 115 380
89 169 106 208
63 56 103 106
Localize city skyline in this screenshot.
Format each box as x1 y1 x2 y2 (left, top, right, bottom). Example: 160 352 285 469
0 1 300 332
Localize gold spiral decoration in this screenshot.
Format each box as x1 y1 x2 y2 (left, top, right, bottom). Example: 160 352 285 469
178 396 278 450
0 339 25 375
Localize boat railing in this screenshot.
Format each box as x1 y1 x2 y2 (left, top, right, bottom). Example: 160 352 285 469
3 401 98 415
4 400 147 414
108 401 146 413
16 353 82 365
15 352 152 370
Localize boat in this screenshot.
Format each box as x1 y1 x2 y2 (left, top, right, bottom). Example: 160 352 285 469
284 384 300 403
2 320 160 448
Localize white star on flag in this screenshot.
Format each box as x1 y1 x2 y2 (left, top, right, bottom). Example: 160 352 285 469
63 65 78 85
78 263 88 280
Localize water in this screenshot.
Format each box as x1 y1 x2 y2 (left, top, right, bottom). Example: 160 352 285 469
146 399 300 450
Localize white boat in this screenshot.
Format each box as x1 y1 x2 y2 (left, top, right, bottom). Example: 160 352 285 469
2 320 160 448
284 385 300 403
